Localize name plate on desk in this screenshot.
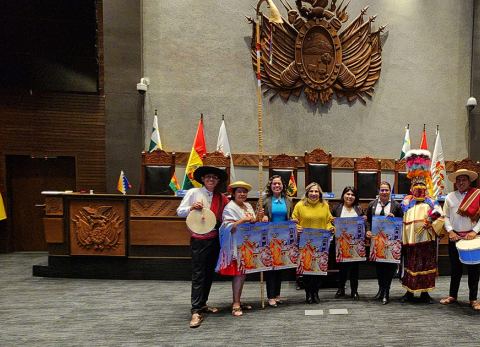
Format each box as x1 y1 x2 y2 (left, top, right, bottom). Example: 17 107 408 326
323 192 335 199
392 194 406 200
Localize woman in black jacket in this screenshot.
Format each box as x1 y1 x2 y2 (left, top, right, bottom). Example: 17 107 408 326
332 186 365 300
365 181 403 304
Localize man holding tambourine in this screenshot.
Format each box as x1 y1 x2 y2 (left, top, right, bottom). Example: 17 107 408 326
177 166 229 328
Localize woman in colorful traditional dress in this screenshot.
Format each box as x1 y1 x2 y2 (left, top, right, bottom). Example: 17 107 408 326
215 181 256 316
292 182 335 304
332 186 366 300
260 175 293 307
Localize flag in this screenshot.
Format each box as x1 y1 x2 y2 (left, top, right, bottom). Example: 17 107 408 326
0 193 6 221
420 126 428 150
182 116 207 190
148 114 162 152
117 170 132 195
266 0 283 24
148 111 180 192
399 126 411 160
169 174 180 193
286 172 297 197
216 118 236 181
430 129 447 199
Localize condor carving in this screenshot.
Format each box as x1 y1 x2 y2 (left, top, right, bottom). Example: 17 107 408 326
250 0 386 105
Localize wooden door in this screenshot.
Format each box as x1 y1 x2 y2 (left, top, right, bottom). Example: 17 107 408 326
6 155 76 251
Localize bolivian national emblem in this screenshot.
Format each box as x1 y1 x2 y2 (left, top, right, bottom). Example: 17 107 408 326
250 0 386 105
72 206 123 251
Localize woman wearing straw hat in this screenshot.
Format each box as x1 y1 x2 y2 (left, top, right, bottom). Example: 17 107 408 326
215 180 257 317
440 168 480 310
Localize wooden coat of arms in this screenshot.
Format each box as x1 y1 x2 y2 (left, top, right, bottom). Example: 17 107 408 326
250 0 386 105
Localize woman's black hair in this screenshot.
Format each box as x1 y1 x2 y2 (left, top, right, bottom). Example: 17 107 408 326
340 186 359 206
265 175 287 197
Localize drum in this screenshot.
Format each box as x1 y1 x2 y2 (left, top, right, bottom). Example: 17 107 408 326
456 237 480 265
186 208 217 235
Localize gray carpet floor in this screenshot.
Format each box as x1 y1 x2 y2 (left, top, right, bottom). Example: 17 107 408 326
0 253 479 346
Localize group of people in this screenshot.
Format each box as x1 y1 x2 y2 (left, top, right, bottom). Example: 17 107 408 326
177 149 480 328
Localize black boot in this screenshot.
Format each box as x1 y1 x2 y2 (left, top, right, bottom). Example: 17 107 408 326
312 290 320 304
305 290 313 304
420 292 434 304
335 287 346 298
400 291 414 303
374 287 384 301
296 276 304 290
382 288 390 305
351 292 360 301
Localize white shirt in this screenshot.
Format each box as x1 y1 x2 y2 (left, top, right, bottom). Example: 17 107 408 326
374 200 391 216
341 206 359 217
177 187 214 217
444 190 480 234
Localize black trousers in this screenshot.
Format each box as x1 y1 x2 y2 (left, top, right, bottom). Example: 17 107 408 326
448 241 480 301
190 237 220 314
338 262 359 293
376 262 397 290
265 270 282 299
303 274 321 293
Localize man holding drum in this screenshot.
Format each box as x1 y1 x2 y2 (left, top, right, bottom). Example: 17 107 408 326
440 169 480 310
177 166 229 328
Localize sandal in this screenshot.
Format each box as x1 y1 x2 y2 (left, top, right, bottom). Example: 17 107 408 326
440 296 457 305
201 306 219 313
470 300 480 311
232 305 243 317
267 299 278 308
241 303 253 310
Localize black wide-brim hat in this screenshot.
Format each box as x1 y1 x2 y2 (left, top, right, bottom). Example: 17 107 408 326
193 166 228 184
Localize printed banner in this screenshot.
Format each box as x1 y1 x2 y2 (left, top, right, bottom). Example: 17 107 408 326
334 217 366 262
234 221 297 274
297 228 332 276
369 216 402 264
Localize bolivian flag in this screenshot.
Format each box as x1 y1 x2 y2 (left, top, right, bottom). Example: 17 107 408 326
0 193 7 221
286 172 297 197
182 116 207 190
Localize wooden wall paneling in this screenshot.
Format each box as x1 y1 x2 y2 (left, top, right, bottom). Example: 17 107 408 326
43 218 64 244
129 219 190 246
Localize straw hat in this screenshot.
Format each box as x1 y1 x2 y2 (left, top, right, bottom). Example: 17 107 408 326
448 169 478 183
228 180 252 192
193 166 228 184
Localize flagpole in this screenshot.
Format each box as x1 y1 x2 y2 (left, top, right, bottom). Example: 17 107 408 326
255 4 265 309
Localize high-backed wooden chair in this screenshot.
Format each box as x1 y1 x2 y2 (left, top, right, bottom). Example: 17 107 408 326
354 157 381 199
304 148 332 192
453 158 480 188
140 149 176 195
394 159 410 195
268 154 298 196
202 151 230 193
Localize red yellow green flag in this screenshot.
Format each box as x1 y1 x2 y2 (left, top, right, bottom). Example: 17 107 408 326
286 172 297 197
420 125 428 150
182 116 207 190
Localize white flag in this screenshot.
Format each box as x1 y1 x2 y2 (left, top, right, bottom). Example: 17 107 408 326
399 126 411 160
148 115 162 152
430 129 447 199
216 119 236 181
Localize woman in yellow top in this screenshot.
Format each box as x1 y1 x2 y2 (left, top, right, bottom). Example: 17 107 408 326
292 182 335 304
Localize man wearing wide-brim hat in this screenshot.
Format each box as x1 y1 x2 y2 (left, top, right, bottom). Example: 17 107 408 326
177 166 229 327
440 168 480 310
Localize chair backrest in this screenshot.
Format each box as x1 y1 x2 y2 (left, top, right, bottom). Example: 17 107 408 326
140 149 176 195
202 151 230 193
268 154 298 196
304 148 332 192
354 157 381 199
453 158 480 188
394 159 410 195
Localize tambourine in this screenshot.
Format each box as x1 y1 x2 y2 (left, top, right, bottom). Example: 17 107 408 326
186 208 217 235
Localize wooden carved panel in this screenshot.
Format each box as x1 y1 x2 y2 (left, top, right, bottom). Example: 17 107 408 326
203 151 230 167
269 154 297 168
395 159 406 172
130 199 180 217
250 1 385 105
129 219 190 246
305 148 331 163
45 197 63 216
354 157 380 171
69 200 126 256
453 158 480 174
142 149 174 166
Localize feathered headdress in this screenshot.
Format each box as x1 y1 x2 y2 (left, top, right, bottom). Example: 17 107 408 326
405 149 433 193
